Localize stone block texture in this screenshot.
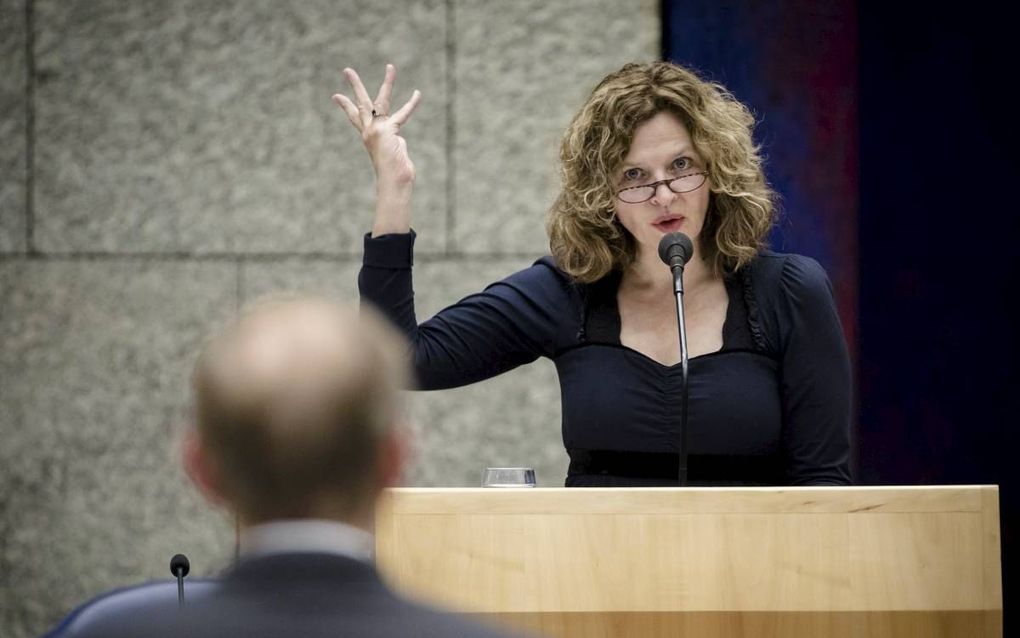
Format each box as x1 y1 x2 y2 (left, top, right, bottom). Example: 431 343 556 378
32 0 447 255
3 1 660 636
453 0 659 253
0 260 238 637
0 0 26 253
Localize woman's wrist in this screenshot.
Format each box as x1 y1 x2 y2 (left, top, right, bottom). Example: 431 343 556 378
371 217 411 237
372 189 412 237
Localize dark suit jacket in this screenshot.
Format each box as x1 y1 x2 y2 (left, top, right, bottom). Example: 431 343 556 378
47 552 525 638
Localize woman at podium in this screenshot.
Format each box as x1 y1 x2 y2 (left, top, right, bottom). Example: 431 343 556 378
333 61 851 487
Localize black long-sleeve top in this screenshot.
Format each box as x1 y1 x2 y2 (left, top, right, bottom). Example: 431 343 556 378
359 231 852 487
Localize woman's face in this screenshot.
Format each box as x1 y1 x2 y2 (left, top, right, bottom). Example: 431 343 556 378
613 111 711 263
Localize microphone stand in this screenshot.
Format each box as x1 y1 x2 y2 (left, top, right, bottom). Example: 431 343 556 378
176 570 185 607
170 554 190 608
670 263 690 487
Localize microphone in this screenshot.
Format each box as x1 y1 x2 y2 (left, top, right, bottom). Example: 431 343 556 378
170 553 190 607
657 232 694 271
658 232 692 487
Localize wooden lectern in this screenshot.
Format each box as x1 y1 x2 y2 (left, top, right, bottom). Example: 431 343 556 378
375 486 1001 637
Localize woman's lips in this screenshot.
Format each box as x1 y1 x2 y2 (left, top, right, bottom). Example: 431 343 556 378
652 217 684 232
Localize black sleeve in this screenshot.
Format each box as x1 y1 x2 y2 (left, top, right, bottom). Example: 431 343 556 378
761 255 853 485
358 231 577 390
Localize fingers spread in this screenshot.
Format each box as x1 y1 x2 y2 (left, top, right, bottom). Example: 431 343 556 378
390 90 422 126
374 64 395 116
332 93 362 130
343 67 374 114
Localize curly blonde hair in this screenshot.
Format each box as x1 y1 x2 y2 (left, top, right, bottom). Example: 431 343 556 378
548 61 776 281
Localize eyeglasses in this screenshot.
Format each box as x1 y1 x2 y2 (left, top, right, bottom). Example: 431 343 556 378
616 171 709 204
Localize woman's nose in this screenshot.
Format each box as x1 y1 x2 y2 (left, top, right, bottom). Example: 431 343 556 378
650 181 676 206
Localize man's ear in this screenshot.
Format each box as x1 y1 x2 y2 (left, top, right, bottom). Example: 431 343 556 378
377 420 413 488
182 426 230 509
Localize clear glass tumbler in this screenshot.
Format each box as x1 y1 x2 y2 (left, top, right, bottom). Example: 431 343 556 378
481 467 536 487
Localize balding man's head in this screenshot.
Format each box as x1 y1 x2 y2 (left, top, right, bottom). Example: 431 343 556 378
189 296 409 524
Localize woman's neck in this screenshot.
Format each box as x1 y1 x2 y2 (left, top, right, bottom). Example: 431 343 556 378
623 244 717 297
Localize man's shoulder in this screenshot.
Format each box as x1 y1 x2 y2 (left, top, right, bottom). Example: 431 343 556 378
45 570 525 638
42 580 220 638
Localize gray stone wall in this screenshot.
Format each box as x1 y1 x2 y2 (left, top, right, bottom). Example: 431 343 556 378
0 1 658 635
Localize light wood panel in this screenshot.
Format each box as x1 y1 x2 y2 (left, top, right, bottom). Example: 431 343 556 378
375 487 1001 637
470 611 999 638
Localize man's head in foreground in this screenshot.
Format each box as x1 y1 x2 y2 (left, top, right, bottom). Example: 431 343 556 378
184 296 409 530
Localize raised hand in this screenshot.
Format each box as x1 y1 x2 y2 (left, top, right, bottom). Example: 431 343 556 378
332 65 422 187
